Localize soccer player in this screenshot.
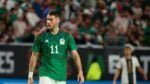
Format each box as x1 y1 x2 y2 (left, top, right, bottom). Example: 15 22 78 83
28 10 84 84
113 44 148 84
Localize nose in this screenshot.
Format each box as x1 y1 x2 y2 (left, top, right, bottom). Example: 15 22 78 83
47 20 51 24
47 22 51 26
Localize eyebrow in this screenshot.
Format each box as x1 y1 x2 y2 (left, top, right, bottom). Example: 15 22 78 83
46 18 53 20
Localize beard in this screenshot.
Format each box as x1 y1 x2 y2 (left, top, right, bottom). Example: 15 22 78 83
47 25 54 30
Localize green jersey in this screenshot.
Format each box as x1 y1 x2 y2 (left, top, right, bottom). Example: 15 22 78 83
32 30 77 81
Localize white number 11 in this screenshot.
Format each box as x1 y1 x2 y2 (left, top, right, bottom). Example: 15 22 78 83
50 45 59 54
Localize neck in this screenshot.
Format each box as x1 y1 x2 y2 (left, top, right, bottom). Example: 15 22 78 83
125 55 131 59
50 26 60 35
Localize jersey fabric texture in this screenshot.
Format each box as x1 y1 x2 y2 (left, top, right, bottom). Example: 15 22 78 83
32 30 77 81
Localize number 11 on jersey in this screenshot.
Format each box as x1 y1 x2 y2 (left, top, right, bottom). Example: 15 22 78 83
50 45 59 54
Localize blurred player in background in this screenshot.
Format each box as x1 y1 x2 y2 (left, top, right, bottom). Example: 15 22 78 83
86 57 102 80
113 44 148 84
28 10 84 84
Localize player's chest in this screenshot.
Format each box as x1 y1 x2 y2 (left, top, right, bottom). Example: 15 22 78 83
122 59 136 68
41 36 67 49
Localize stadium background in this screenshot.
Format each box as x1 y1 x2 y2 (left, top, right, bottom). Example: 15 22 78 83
0 0 149 84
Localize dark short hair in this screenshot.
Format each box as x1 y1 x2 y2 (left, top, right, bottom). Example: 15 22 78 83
47 10 61 18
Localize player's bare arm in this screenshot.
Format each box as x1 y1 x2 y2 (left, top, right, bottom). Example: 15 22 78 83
28 52 39 84
113 69 121 84
71 50 84 83
137 67 148 80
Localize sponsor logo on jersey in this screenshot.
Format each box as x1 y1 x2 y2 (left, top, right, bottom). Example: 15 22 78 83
60 38 65 45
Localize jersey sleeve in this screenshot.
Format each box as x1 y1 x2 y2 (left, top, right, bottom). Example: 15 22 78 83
32 36 41 52
68 34 77 51
116 58 122 69
135 57 140 67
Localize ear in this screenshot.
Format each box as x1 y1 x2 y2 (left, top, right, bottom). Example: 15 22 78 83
57 18 60 23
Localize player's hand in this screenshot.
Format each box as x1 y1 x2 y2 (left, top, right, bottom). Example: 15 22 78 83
77 71 84 84
113 80 117 84
143 74 148 80
28 78 34 84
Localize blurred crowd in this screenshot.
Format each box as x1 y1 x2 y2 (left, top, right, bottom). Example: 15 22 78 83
0 0 149 46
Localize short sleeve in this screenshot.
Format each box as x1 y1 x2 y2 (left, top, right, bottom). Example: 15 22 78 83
32 36 41 52
135 57 140 67
68 34 77 51
116 59 122 69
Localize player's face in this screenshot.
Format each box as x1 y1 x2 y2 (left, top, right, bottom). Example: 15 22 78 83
46 15 60 30
124 47 132 56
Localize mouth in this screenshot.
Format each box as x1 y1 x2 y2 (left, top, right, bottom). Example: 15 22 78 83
47 24 51 27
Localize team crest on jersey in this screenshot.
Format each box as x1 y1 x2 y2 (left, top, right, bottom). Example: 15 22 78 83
60 38 65 45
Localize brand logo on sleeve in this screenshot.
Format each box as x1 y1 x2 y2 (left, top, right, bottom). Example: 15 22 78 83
44 39 49 43
60 38 65 45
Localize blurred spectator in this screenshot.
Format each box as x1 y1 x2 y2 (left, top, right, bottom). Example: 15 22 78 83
43 1 59 18
26 4 40 27
12 14 27 42
78 13 96 44
0 25 14 43
126 25 144 46
22 26 39 43
113 11 129 35
32 0 43 18
5 0 16 11
104 23 118 46
22 21 47 43
122 0 132 12
0 2 7 20
93 0 107 25
0 0 149 47
110 0 123 14
142 6 150 21
61 16 85 44
20 0 30 11
14 3 24 20
0 21 6 34
105 21 126 46
132 1 143 18
8 7 18 24
133 15 145 29
92 19 105 45
63 0 80 20
144 21 150 46
63 0 71 20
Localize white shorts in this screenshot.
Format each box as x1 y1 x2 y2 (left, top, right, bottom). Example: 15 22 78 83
39 76 66 84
